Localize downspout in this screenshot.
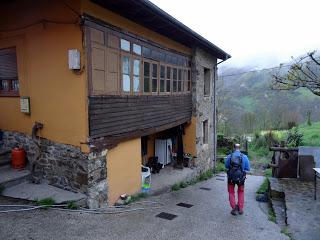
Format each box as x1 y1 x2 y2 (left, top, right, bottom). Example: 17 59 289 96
213 57 229 172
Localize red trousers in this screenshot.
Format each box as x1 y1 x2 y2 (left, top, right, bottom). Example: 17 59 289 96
228 183 245 211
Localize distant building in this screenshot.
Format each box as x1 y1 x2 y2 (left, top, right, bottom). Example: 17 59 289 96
0 0 230 207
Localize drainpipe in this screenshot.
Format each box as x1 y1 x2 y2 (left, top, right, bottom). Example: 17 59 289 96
213 57 229 172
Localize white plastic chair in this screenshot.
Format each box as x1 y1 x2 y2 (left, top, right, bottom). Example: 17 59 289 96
141 165 151 190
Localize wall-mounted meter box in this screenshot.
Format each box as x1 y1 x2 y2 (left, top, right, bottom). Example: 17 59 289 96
20 96 30 114
68 49 80 70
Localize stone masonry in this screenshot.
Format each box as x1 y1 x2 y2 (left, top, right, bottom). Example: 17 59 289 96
0 130 107 208
192 47 217 172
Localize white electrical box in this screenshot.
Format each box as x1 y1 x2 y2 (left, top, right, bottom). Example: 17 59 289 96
20 96 30 114
68 49 80 70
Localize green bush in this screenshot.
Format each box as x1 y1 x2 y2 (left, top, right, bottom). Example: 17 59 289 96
67 202 79 210
287 127 303 147
256 178 269 194
214 161 226 173
36 197 56 209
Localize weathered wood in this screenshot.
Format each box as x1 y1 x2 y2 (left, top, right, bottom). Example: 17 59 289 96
89 94 192 143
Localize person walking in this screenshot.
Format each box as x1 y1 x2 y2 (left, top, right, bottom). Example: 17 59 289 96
225 143 250 215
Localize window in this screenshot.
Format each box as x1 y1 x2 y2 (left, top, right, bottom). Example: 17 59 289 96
143 62 150 92
178 69 182 92
160 65 165 93
133 44 141 55
187 70 191 92
120 39 130 51
183 69 187 92
0 47 19 96
203 120 208 144
152 63 158 93
166 66 171 93
122 56 130 92
204 67 211 96
172 68 177 92
133 59 140 92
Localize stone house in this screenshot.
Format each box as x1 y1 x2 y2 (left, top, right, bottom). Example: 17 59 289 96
0 0 230 207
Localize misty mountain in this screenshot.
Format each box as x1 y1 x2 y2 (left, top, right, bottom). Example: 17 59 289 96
217 66 320 135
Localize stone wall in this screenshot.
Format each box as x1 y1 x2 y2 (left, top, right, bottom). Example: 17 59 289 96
191 48 217 172
0 130 108 208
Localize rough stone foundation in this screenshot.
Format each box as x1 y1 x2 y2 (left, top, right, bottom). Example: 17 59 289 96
0 130 108 208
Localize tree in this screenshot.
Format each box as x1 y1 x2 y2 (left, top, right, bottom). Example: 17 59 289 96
272 51 320 96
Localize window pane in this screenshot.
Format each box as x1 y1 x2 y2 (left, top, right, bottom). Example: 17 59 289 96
166 80 170 92
178 69 182 80
12 80 19 91
120 39 130 51
144 62 150 92
160 65 165 79
188 81 191 91
188 70 191 80
123 74 130 92
160 80 165 92
166 67 171 79
173 81 177 92
152 78 157 92
133 44 141 55
122 56 130 74
152 64 158 78
134 60 140 76
144 62 150 77
1 80 9 91
173 68 177 92
178 81 181 92
173 68 177 80
144 77 150 92
133 76 139 92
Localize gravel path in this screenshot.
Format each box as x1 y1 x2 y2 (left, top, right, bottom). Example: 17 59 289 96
0 174 288 240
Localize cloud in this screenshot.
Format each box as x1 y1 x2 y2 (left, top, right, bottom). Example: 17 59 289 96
149 0 320 67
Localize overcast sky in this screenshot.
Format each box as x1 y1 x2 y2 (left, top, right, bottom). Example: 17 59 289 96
149 0 320 69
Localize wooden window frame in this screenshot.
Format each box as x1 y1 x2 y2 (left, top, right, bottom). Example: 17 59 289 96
159 64 166 95
120 53 131 94
132 57 142 95
151 61 159 95
0 47 19 97
165 65 172 94
172 67 178 94
143 60 151 94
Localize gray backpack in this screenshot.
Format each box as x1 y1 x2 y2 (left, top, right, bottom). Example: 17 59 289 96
227 153 246 185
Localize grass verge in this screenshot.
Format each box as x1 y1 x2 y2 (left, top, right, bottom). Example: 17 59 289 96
126 192 148 204
256 178 269 194
36 197 56 209
281 227 292 239
268 206 276 223
171 169 214 192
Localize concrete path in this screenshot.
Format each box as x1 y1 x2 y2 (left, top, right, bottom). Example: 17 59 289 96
0 175 288 240
2 182 86 203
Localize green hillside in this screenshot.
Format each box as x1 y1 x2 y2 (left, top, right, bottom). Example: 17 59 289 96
218 67 320 136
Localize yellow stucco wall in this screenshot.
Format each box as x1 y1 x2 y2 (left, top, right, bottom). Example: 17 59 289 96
0 0 88 149
183 117 197 157
81 0 192 55
107 138 142 205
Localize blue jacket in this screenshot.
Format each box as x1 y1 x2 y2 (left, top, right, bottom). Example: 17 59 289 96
225 150 250 172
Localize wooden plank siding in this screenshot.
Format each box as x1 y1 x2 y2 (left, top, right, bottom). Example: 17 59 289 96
89 94 192 149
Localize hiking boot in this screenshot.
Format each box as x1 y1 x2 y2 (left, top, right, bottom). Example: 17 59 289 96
230 208 238 215
236 205 243 215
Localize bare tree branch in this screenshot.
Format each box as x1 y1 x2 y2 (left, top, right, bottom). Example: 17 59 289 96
271 50 320 96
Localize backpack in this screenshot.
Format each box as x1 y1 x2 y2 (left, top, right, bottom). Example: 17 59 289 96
227 153 246 185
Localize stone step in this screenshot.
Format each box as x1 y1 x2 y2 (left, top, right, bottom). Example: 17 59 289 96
0 151 11 167
0 165 31 189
